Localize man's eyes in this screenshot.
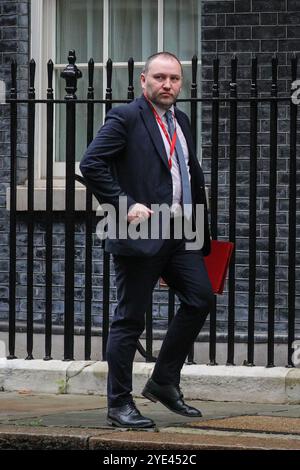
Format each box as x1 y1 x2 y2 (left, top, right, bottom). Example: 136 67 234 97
154 75 180 82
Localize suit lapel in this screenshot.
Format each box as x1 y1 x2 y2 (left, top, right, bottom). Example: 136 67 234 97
174 107 205 188
138 97 199 172
174 108 197 162
138 96 170 171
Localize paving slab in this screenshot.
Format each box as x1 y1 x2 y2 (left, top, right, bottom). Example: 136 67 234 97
89 430 300 450
1 393 298 429
0 391 104 419
184 415 300 435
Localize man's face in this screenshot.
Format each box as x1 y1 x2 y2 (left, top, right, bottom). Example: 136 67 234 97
141 56 183 110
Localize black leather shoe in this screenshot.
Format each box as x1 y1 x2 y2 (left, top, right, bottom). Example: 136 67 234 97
107 402 155 428
142 378 202 418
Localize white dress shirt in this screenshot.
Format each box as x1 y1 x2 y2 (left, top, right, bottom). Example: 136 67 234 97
151 103 191 216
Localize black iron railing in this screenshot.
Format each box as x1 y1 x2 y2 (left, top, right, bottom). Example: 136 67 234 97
5 50 299 367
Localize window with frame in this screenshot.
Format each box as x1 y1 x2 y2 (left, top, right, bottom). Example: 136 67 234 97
31 0 201 179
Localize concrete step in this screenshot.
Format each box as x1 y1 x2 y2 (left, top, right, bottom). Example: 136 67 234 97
1 359 300 404
1 425 300 450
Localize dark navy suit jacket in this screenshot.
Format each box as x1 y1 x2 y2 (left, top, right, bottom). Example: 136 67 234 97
80 95 211 257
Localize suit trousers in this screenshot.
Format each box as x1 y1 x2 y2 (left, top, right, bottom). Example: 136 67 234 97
106 229 214 407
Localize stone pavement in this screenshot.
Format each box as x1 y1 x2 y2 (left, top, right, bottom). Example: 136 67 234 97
1 391 300 450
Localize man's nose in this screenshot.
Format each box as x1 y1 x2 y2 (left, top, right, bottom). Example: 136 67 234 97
163 78 172 88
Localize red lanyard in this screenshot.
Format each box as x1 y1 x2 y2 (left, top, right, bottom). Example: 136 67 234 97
144 94 177 169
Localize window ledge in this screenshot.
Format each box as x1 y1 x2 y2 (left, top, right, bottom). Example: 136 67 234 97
6 181 210 211
6 180 100 211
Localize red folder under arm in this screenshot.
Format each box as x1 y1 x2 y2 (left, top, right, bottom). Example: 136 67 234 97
159 240 234 295
203 240 234 294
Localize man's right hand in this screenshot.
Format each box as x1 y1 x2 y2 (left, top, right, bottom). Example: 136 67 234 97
127 203 154 224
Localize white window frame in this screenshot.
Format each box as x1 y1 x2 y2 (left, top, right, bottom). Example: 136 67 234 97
32 0 163 181
31 0 56 182
15 0 201 210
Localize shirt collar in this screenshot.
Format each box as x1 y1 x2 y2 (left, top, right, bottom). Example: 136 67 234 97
151 102 175 119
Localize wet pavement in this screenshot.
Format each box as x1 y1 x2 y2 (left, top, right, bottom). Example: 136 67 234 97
0 391 300 450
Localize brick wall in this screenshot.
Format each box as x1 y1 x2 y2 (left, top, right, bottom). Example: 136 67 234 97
0 0 29 321
201 0 300 335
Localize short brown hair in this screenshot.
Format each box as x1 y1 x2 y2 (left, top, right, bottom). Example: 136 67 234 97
142 52 183 76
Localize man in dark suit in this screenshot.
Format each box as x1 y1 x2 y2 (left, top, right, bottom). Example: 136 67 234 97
80 52 214 429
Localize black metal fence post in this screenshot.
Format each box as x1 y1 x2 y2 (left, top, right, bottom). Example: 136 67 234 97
287 54 298 367
44 59 54 361
209 56 220 366
61 50 82 360
267 54 278 368
102 58 113 361
8 60 17 360
227 55 238 366
83 57 95 361
246 55 258 367
127 57 134 100
186 55 199 365
26 59 36 360
190 55 198 147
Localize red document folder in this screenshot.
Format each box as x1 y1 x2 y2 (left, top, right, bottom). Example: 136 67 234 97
203 240 234 294
159 240 234 295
